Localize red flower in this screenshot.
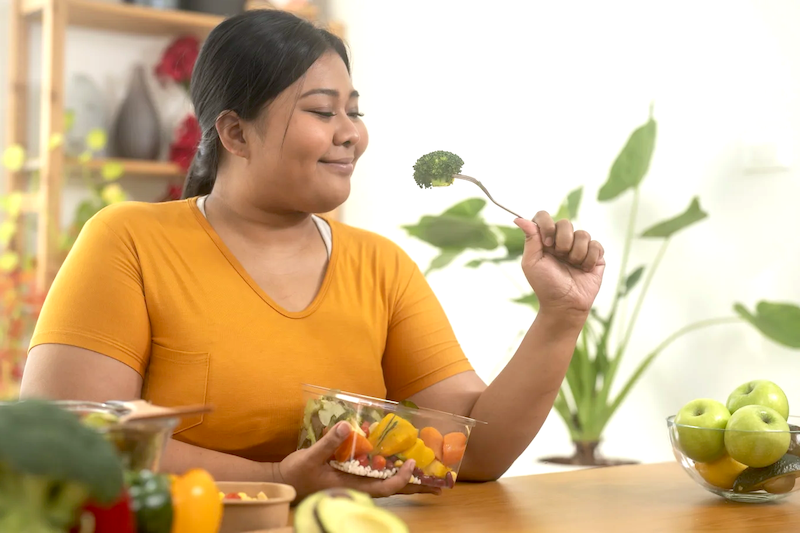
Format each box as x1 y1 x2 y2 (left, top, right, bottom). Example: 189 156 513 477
162 184 184 202
169 114 202 173
155 35 200 88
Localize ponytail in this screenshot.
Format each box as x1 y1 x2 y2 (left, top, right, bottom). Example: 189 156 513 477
181 129 220 199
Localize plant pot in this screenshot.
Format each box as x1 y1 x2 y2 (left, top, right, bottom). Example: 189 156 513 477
180 0 246 16
539 441 639 467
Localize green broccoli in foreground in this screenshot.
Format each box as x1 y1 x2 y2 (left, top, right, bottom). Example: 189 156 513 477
0 400 124 533
413 150 464 188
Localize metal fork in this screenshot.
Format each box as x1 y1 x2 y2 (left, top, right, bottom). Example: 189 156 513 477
453 174 525 219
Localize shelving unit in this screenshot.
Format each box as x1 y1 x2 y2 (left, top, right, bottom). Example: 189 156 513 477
5 0 344 290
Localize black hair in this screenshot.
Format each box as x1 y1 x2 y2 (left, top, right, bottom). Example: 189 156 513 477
181 9 350 199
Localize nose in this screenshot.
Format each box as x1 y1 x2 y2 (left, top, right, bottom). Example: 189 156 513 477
334 115 360 147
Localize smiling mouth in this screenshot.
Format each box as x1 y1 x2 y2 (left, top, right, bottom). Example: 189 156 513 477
319 159 354 174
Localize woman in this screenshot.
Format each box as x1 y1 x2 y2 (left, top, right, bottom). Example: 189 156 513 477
20 9 605 499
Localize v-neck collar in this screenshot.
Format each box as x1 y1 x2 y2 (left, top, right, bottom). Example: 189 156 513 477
186 197 339 319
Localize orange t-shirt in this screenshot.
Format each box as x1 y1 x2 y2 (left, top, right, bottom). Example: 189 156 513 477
30 198 473 462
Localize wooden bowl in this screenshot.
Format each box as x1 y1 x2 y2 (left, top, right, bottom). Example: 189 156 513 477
216 481 297 533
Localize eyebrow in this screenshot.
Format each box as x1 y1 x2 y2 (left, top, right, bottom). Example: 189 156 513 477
300 88 360 99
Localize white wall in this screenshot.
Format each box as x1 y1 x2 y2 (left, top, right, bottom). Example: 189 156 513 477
2 0 800 477
329 0 800 475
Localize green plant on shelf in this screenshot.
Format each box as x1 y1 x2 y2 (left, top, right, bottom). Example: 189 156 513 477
401 106 800 466
0 118 129 400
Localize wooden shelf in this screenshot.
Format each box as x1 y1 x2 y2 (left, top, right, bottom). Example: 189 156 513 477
6 0 344 290
76 158 185 178
21 0 224 37
24 157 186 178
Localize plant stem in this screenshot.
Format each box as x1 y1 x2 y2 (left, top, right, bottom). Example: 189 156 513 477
593 188 640 413
616 237 670 369
612 187 640 332
604 316 743 419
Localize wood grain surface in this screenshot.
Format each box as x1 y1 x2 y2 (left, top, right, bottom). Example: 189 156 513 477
367 461 800 532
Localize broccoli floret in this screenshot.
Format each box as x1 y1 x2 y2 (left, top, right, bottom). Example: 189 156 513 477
0 400 124 533
413 150 464 189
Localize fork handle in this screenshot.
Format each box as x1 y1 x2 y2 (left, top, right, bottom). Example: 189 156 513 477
453 175 525 219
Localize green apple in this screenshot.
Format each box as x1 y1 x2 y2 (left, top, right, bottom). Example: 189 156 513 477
724 405 790 467
674 398 731 462
726 380 789 420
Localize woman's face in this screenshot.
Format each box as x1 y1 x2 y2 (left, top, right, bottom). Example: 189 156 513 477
241 51 369 215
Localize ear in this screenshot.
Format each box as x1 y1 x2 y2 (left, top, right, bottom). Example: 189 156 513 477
216 111 249 159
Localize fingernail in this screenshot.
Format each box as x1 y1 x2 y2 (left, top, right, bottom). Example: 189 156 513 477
406 459 416 469
336 423 351 437
545 237 553 246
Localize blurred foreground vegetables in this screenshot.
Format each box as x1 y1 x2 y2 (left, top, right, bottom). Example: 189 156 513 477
0 400 222 533
0 400 125 533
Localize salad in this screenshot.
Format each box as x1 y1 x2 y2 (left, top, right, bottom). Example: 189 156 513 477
298 392 469 489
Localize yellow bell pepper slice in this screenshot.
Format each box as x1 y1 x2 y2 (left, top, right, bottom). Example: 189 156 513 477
398 438 435 469
422 459 450 479
369 414 418 457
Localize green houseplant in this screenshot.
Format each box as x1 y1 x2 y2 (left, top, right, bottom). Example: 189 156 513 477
402 108 800 465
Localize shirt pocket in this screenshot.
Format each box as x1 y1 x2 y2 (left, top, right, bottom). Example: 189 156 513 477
142 344 210 435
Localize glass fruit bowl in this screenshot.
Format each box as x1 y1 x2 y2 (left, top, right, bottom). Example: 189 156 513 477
297 384 482 489
55 400 178 472
667 413 800 503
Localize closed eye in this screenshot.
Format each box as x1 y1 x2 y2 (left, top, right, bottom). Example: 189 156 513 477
310 111 365 119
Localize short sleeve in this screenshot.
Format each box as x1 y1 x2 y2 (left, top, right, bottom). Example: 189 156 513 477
29 209 151 376
382 257 474 400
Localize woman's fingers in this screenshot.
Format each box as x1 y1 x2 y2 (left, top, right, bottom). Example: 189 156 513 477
581 241 604 271
568 230 591 266
532 211 556 247
553 219 574 257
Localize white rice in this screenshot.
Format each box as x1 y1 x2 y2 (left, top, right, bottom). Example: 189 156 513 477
330 459 422 485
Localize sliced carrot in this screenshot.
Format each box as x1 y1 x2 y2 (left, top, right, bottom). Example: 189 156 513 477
442 432 467 467
334 432 374 463
419 427 444 462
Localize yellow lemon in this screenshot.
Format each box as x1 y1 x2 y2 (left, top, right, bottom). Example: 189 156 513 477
695 454 748 489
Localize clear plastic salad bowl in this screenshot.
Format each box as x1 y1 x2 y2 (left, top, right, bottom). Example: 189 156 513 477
298 384 482 489
55 400 178 472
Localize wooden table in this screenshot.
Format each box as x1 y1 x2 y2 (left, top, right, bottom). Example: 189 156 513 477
371 462 800 532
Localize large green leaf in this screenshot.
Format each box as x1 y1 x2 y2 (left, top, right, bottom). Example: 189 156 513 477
640 197 707 238
402 215 499 251
597 115 657 202
734 301 800 348
498 226 525 257
463 225 525 269
554 186 584 221
442 198 486 218
512 292 539 311
425 250 462 275
618 266 645 297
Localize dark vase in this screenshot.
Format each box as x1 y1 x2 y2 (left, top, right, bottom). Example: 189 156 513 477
180 0 246 16
111 65 161 161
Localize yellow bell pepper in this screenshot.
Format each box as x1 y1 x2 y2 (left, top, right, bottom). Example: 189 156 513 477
422 459 450 479
369 414 418 456
397 438 435 469
169 468 222 533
